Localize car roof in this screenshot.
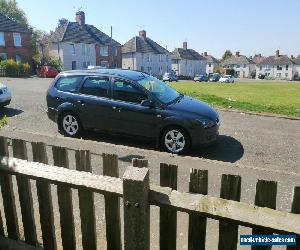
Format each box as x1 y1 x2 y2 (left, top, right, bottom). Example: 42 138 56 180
60 68 150 81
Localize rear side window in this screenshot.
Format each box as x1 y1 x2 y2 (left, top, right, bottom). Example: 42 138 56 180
81 77 110 98
55 76 83 93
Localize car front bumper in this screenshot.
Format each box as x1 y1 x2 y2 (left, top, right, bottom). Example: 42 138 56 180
47 107 58 122
0 89 11 106
190 124 219 147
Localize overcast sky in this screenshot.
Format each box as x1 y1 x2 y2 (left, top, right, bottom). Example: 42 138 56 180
18 0 300 58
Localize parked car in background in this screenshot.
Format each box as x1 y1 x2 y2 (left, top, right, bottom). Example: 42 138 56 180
293 75 300 81
219 75 235 83
38 66 59 78
209 74 220 82
46 69 219 154
194 74 208 82
258 73 266 79
0 83 11 107
162 72 178 82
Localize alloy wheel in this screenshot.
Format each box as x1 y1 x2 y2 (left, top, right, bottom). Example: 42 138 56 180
62 114 79 136
164 130 186 153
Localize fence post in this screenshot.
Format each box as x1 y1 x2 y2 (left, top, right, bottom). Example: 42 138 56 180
160 163 178 250
218 174 241 250
75 150 97 250
12 139 37 246
132 158 148 168
123 166 150 250
0 137 19 240
32 142 57 250
103 154 121 250
188 169 208 250
252 180 277 250
287 186 300 250
52 146 76 250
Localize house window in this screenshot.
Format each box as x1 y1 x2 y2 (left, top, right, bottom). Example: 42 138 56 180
159 66 163 74
159 54 163 62
0 32 5 46
147 66 152 73
209 63 211 67
100 60 109 68
13 33 21 47
276 73 281 78
166 55 168 62
15 54 22 63
112 47 118 56
0 53 7 60
141 66 144 72
71 44 76 55
286 65 288 70
243 64 246 68
277 65 282 71
100 46 108 56
259 66 262 70
147 55 151 62
236 65 240 68
72 61 76 70
285 73 288 77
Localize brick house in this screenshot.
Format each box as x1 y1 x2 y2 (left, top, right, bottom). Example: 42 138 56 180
49 12 121 70
221 51 255 78
171 42 206 77
0 14 32 65
122 30 171 77
202 52 220 74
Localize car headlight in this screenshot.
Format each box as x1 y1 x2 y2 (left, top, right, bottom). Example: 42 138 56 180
195 119 216 128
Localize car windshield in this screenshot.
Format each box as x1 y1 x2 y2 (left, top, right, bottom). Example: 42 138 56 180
137 76 180 104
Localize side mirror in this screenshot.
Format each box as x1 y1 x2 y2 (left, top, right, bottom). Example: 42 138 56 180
141 99 154 108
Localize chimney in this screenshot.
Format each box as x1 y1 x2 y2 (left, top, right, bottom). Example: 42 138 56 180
139 30 146 39
183 42 187 50
259 53 261 57
75 11 85 26
249 56 253 60
236 51 240 57
276 50 280 57
291 55 295 59
204 52 208 56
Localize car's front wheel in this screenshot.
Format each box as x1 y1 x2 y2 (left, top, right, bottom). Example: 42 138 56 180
161 127 190 154
59 112 82 137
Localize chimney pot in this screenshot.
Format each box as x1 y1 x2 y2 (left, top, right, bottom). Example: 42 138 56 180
236 51 240 57
276 50 280 57
183 42 187 50
259 53 261 57
139 30 146 39
75 11 85 26
204 52 208 56
291 55 295 59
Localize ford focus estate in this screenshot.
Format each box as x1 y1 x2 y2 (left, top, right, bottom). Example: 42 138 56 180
46 69 220 154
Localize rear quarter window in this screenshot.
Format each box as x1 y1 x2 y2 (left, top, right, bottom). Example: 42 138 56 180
55 76 83 93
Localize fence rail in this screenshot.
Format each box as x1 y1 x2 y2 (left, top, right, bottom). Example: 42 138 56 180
0 136 299 250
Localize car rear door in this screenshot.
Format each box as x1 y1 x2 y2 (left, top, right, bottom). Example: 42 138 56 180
75 76 113 130
108 78 159 138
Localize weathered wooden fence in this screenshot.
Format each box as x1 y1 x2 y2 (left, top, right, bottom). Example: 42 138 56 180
0 136 299 250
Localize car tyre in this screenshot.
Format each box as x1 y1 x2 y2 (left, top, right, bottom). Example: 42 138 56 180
59 112 82 138
161 127 191 154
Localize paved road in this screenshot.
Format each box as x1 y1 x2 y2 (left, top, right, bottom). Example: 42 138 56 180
1 77 299 173
0 77 299 249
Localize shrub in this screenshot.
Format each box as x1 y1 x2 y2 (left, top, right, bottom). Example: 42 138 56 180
0 116 8 128
0 59 30 77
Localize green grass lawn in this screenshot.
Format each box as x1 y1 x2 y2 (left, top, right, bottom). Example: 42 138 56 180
170 81 300 118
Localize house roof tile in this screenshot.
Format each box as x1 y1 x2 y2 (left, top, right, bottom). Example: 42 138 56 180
222 54 253 65
171 48 206 60
122 36 170 54
203 54 220 63
0 14 30 33
258 55 294 65
50 21 120 46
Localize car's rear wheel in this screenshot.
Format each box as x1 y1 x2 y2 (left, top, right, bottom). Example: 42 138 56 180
161 127 190 154
59 112 82 137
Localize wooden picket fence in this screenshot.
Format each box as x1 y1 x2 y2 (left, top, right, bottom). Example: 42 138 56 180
0 136 299 250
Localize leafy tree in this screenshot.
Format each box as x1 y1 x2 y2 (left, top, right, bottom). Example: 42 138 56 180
222 50 233 61
0 0 28 28
58 18 68 27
